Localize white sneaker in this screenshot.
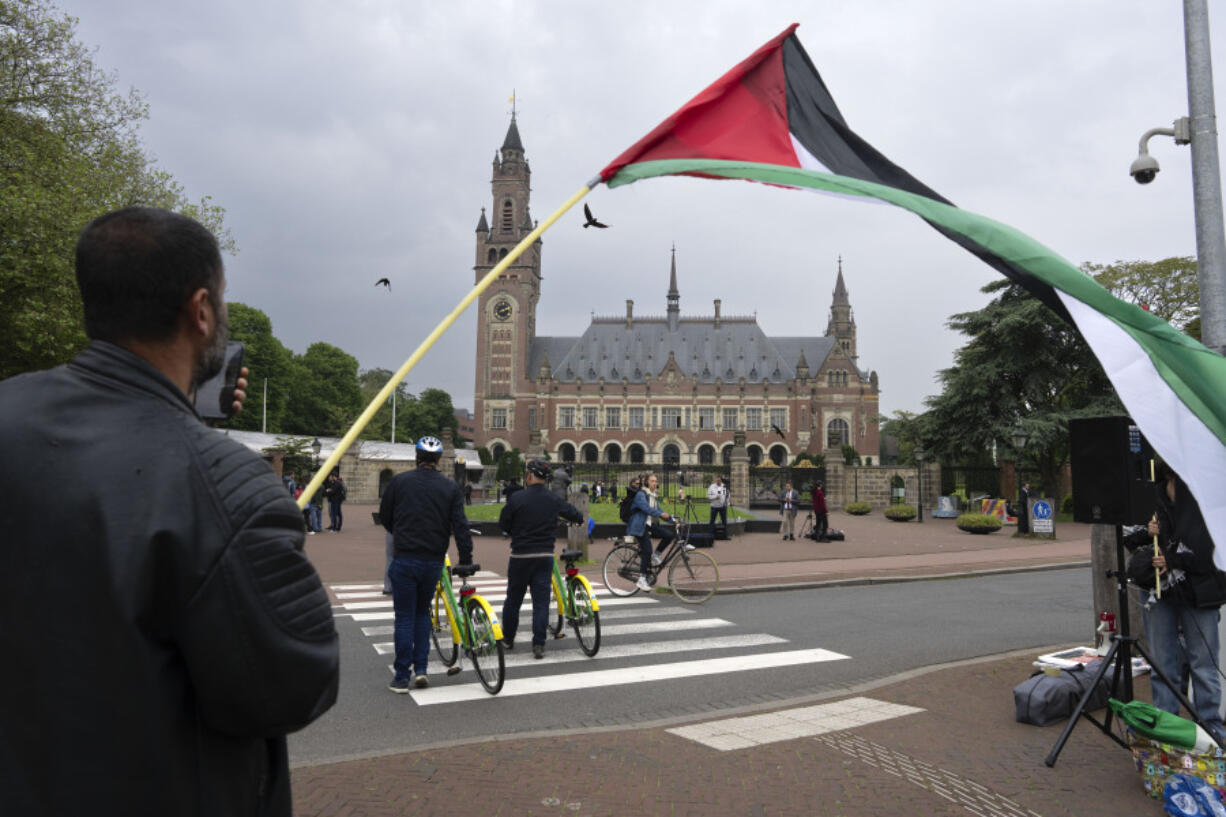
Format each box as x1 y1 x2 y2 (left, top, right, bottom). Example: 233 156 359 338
651 552 662 566
635 576 652 592
683 543 696 551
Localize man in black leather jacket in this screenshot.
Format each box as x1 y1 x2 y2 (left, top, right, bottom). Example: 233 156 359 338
0 207 340 816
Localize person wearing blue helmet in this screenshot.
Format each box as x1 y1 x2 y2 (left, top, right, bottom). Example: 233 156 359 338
379 435 473 692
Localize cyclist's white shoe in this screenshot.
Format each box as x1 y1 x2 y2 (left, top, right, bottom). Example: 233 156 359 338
683 543 696 551
651 552 662 566
635 576 652 592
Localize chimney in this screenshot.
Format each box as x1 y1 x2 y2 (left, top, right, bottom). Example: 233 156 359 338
714 299 722 329
625 299 634 328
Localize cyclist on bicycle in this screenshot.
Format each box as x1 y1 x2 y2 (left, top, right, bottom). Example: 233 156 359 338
499 459 584 659
626 473 674 592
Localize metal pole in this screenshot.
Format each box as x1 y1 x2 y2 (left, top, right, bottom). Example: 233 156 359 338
261 378 267 433
390 392 396 444
1184 0 1226 355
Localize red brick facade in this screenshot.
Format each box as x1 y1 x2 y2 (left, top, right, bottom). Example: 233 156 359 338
473 118 880 467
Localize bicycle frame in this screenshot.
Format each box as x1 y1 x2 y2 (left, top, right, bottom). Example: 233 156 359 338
436 556 503 645
550 555 600 618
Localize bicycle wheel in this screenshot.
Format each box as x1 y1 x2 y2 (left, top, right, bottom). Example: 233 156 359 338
602 544 642 597
465 599 505 694
431 591 458 666
569 579 601 657
547 580 565 637
668 549 719 604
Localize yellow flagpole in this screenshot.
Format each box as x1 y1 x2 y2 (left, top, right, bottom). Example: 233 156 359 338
296 179 599 510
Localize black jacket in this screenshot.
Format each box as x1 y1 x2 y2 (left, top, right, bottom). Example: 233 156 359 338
499 483 584 555
0 341 339 816
380 466 473 563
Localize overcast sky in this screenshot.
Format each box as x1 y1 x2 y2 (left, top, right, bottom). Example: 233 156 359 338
57 0 1223 418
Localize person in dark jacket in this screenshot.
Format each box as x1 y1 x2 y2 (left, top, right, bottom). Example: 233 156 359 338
498 460 584 657
0 206 339 817
810 481 829 541
1135 463 1226 741
380 436 473 691
325 472 346 531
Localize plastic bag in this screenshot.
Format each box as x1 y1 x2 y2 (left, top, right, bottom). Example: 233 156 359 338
1164 774 1226 817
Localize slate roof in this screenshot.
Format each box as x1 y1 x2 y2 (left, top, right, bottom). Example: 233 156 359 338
526 318 849 385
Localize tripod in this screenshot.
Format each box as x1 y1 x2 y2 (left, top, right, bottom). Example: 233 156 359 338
1045 524 1221 766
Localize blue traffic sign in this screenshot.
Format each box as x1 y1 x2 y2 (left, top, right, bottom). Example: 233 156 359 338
1032 500 1053 520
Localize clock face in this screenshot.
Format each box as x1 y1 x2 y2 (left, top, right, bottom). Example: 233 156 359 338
493 299 512 321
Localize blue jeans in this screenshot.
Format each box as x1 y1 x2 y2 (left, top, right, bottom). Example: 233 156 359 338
389 557 444 681
328 500 343 531
502 557 553 647
709 505 727 530
308 503 322 532
1143 595 1224 732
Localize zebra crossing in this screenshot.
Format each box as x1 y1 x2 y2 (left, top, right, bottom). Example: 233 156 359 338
329 574 850 704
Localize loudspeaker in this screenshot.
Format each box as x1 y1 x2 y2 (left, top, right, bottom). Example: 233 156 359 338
1070 416 1156 525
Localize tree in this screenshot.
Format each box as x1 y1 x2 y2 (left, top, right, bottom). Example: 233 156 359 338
399 387 459 443
219 303 294 432
283 342 362 436
356 367 413 442
920 280 1121 492
1082 257 1200 339
0 0 232 379
495 448 524 484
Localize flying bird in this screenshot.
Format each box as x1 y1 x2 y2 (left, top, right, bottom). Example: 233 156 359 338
375 278 391 291
771 423 786 440
582 203 608 229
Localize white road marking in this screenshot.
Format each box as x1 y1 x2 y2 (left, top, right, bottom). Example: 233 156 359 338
347 595 657 622
330 583 382 591
667 697 924 750
409 648 850 704
368 617 733 645
394 634 788 663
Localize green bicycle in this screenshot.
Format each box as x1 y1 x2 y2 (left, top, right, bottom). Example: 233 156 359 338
430 556 506 694
545 548 601 656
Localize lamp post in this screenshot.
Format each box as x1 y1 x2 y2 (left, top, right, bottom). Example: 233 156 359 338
1010 421 1029 532
311 437 322 474
914 447 925 523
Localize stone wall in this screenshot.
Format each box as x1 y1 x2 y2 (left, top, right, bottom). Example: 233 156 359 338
340 453 414 504
824 462 940 511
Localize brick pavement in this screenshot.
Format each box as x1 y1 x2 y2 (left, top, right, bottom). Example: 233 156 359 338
293 504 1157 816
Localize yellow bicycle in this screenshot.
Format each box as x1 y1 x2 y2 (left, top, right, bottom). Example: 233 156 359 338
430 556 506 694
545 548 601 656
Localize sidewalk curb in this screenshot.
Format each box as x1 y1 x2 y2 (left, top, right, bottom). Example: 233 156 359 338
290 644 1064 770
710 560 1092 594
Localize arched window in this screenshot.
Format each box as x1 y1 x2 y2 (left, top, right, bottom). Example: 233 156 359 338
491 443 506 463
605 443 622 463
747 445 763 466
499 247 508 259
662 444 681 467
721 444 733 465
628 443 645 464
501 200 514 231
582 443 599 463
769 444 787 466
698 444 715 465
827 418 850 448
487 248 497 264
559 443 576 463
378 468 395 497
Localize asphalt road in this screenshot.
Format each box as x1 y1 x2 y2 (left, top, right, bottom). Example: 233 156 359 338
289 567 1092 766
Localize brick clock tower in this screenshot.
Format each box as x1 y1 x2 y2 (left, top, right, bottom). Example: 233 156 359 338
473 114 539 457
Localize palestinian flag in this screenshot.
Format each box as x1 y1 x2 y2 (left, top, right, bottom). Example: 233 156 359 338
599 24 1226 564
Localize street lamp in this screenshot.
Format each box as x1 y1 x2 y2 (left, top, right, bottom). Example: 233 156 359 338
914 447 925 523
1010 422 1029 532
311 437 322 473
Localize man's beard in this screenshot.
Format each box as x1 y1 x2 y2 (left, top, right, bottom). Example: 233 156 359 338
190 307 229 391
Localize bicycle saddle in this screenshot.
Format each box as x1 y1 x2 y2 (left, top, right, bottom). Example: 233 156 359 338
559 549 583 562
452 563 481 577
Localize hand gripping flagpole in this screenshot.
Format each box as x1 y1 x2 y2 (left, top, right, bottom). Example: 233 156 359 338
296 178 601 510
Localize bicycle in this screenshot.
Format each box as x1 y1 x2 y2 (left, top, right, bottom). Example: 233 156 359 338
429 556 506 694
602 521 719 604
545 548 601 656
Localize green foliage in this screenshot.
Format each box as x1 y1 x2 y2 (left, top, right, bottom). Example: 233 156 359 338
475 446 492 465
0 0 232 379
1061 493 1075 514
400 388 459 444
495 447 524 483
263 436 315 480
841 444 861 465
282 342 362 436
920 280 1122 491
218 303 293 431
956 513 1002 533
884 504 916 521
844 501 872 515
864 456 873 466
1082 257 1200 339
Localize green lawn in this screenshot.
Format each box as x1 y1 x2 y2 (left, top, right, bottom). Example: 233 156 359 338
463 499 752 524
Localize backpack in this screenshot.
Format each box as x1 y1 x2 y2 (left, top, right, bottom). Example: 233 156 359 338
619 488 639 524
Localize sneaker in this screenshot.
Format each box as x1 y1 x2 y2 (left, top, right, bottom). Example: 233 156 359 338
388 677 411 694
307 531 315 536
413 674 429 689
502 640 514 651
651 552 662 566
532 644 545 659
683 543 696 551
635 576 652 592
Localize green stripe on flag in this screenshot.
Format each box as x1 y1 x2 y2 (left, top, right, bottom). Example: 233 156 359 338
609 158 1226 448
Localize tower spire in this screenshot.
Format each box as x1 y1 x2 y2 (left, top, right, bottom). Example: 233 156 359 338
667 244 680 331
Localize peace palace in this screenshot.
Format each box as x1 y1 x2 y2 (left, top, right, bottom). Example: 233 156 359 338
472 116 881 468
